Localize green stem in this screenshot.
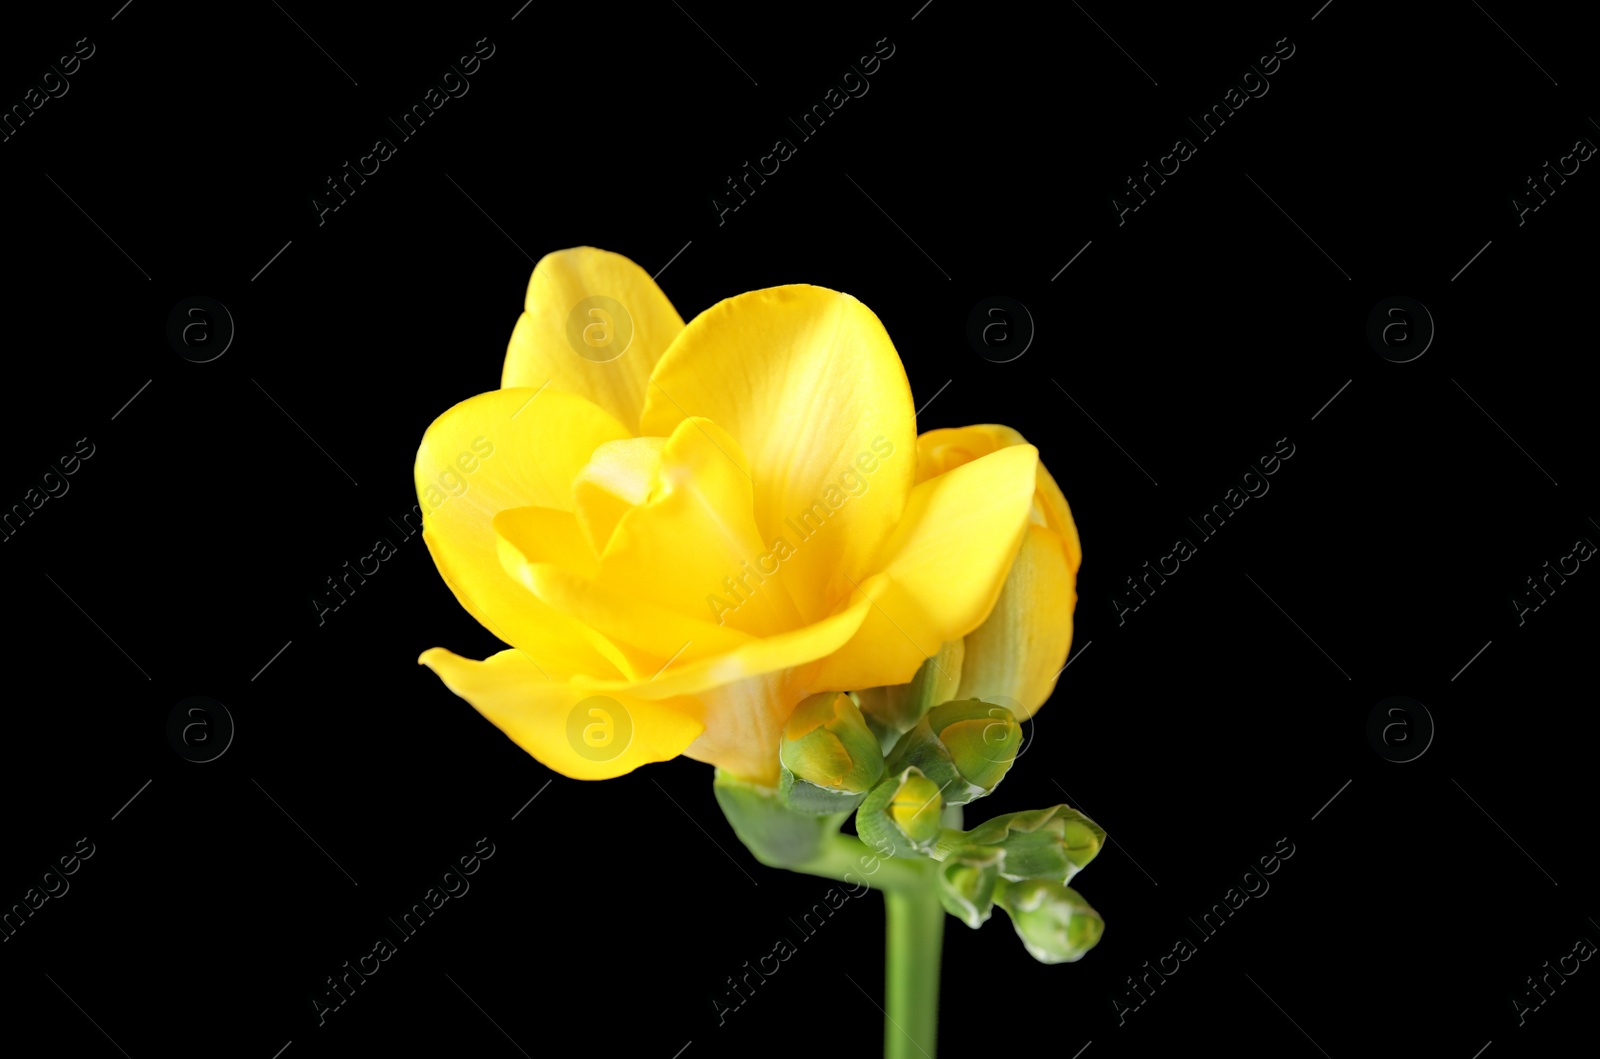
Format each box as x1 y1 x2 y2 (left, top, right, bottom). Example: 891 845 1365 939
787 833 945 1055
788 833 928 892
884 881 943 1059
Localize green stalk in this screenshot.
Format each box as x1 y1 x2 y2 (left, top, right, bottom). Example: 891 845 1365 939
884 881 943 1059
787 833 927 892
786 832 945 1056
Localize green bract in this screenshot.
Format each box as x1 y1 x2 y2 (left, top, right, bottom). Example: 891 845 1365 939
713 769 850 868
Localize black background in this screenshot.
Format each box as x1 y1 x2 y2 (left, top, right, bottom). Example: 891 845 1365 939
2 2 1595 1057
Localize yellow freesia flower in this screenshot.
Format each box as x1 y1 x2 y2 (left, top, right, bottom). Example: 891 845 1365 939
416 247 1044 784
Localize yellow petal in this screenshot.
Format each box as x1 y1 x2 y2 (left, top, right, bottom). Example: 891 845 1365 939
915 425 1080 714
639 285 916 623
918 424 1081 574
1035 456 1082 576
815 444 1040 690
494 506 598 580
542 587 877 784
955 524 1075 717
502 247 686 433
915 424 1028 483
415 387 633 679
677 668 810 785
596 597 875 785
594 416 806 638
571 436 667 557
593 592 871 702
510 560 758 665
419 648 704 779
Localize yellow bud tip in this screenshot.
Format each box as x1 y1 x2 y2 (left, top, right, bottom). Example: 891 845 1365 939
888 774 943 841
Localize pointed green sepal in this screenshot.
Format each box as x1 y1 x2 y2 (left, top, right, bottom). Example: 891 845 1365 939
858 700 904 758
883 699 1022 805
995 878 1104 964
856 767 944 859
713 769 849 868
777 692 884 814
778 772 871 815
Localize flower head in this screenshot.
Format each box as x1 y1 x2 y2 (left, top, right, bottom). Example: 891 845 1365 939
417 248 1047 783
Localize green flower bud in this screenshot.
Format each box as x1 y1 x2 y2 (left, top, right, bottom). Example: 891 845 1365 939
778 692 885 814
713 769 850 868
884 699 1022 805
938 845 1002 929
854 640 965 743
856 767 945 859
996 878 1104 964
959 804 1105 884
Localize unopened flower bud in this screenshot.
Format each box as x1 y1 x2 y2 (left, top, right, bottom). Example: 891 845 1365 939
778 692 885 814
938 845 1003 928
884 699 1022 805
996 878 1103 964
857 767 944 859
959 804 1105 884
